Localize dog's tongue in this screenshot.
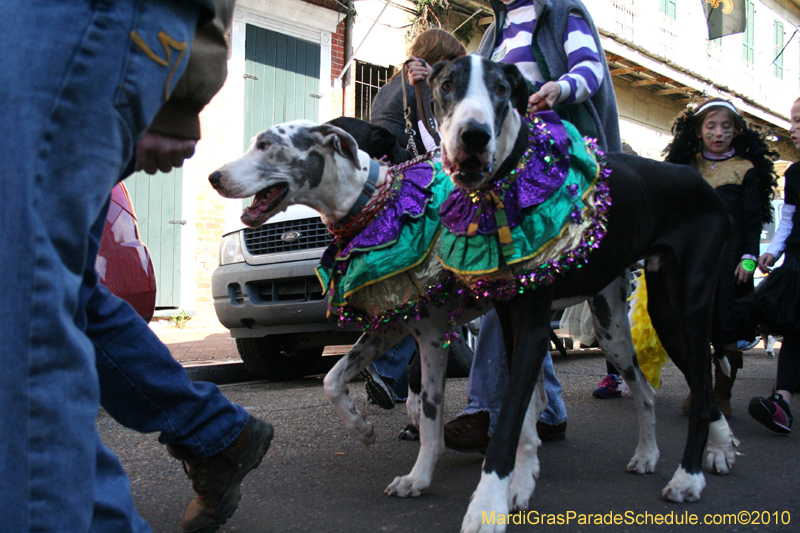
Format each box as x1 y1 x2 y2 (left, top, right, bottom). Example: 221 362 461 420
241 183 286 224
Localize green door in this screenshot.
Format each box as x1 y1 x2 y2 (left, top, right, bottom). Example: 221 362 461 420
244 24 321 149
125 167 183 309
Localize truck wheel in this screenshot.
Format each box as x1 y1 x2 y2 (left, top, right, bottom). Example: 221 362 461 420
236 337 324 381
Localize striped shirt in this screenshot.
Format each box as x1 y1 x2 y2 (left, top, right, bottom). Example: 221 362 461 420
491 0 604 105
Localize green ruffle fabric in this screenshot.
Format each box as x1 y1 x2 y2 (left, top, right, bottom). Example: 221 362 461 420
438 121 599 275
316 161 453 308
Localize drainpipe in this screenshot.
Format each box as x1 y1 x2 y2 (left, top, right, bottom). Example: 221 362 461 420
341 1 355 115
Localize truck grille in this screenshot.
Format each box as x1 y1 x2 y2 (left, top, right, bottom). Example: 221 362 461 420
243 217 332 256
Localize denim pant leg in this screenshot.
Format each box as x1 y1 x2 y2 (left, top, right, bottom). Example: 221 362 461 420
89 283 250 457
371 335 417 400
461 310 568 435
0 2 199 530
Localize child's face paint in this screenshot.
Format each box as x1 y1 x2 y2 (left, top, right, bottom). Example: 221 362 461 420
698 109 735 155
789 101 800 150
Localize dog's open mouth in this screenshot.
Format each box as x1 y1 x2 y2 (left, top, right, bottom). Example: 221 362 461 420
442 146 492 188
241 182 288 227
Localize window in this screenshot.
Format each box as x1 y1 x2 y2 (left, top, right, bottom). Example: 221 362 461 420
774 20 784 80
659 0 676 20
354 61 392 121
742 0 754 63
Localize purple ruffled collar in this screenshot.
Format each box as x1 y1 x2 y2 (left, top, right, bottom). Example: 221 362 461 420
320 161 435 273
440 111 571 236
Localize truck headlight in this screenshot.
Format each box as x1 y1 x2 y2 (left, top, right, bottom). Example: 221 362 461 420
219 232 245 265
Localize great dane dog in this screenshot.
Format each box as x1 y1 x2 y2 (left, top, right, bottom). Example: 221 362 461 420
209 56 737 532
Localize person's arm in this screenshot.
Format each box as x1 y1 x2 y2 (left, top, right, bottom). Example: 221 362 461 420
528 12 604 111
135 0 235 174
734 168 762 283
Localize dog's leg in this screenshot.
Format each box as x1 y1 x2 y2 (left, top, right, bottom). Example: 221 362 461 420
386 314 449 498
462 289 552 533
590 277 659 474
645 251 735 502
405 348 422 431
507 370 546 512
323 330 405 446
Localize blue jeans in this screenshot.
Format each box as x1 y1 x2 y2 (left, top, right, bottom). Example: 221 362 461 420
461 310 568 435
0 2 201 530
371 335 417 401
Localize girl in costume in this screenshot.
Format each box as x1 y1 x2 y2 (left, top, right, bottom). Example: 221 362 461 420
747 97 800 434
663 97 778 417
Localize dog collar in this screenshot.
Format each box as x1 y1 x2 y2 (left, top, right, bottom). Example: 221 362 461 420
336 158 380 227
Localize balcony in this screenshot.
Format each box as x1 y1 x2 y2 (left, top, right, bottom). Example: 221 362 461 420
593 0 794 121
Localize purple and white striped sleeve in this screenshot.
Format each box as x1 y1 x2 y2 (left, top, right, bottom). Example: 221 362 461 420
555 13 604 105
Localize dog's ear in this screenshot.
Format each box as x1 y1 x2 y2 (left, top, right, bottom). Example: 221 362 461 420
368 124 396 155
428 61 448 86
499 63 529 117
309 124 360 163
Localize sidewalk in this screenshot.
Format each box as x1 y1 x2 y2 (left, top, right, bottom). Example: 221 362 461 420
150 323 240 368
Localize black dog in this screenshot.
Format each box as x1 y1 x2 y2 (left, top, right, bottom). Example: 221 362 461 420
326 116 413 164
428 55 736 530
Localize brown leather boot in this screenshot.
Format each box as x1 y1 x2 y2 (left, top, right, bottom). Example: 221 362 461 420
444 412 490 454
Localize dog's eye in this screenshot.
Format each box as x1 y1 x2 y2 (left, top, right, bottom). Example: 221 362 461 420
441 81 453 92
257 140 271 151
496 85 507 96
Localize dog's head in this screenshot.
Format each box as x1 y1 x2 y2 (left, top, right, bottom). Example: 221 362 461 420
209 121 362 228
429 55 528 189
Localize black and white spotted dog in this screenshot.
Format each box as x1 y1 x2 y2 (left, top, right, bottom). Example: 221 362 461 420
209 57 738 532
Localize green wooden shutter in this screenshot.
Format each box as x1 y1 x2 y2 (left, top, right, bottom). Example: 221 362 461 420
243 25 321 150
742 0 754 63
660 0 676 20
125 167 183 308
774 20 784 79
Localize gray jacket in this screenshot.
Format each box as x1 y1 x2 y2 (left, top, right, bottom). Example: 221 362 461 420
478 0 621 152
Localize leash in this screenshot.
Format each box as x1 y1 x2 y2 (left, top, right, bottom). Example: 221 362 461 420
401 59 441 156
328 159 391 240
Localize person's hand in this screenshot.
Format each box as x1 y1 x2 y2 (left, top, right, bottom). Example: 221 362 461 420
528 81 562 112
134 131 197 175
734 260 755 285
406 57 432 87
758 253 776 274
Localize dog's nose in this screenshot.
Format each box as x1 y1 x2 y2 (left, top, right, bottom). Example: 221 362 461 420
460 119 491 153
208 170 222 188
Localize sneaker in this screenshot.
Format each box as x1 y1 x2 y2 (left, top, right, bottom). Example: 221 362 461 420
168 416 273 533
593 374 624 399
738 338 760 351
748 394 793 435
359 366 396 410
444 412 490 454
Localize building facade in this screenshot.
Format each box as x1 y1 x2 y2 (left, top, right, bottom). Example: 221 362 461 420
135 0 800 328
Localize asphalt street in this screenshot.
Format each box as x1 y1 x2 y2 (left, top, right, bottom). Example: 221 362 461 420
100 348 799 533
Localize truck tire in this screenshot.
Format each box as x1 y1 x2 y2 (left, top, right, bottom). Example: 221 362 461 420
236 337 324 381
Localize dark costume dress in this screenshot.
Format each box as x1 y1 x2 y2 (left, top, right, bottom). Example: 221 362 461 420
754 162 800 335
694 153 762 346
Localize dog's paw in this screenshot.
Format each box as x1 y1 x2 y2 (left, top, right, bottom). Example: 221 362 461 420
661 466 705 502
627 448 659 474
461 472 511 533
348 415 375 447
705 418 739 475
385 475 428 498
508 459 538 511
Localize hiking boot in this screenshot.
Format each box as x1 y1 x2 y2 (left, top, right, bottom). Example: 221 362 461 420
592 374 625 399
444 412 490 454
536 420 567 442
359 366 396 410
748 394 793 435
168 416 273 533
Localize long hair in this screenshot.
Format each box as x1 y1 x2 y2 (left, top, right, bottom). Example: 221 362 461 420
389 29 466 81
662 97 778 224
